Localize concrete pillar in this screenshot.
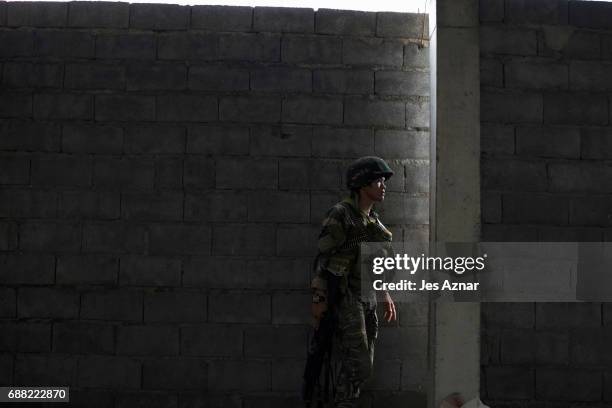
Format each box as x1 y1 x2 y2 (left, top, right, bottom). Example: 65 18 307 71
429 0 481 407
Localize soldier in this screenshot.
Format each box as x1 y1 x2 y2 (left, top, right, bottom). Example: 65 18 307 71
309 156 397 408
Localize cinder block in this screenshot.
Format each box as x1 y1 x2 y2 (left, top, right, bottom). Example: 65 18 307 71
56 254 118 285
282 96 342 125
120 255 181 286
480 58 502 88
544 93 608 126
180 394 241 408
376 326 427 361
0 156 29 184
96 33 156 59
208 360 269 392
16 354 77 386
314 69 373 94
181 324 243 357
481 224 539 241
254 7 313 33
185 191 247 222
343 38 403 66
536 331 569 364
148 224 211 255
405 161 429 194
281 35 341 64
53 322 114 354
126 63 186 91
271 291 310 324
481 124 514 154
538 226 603 242
78 355 140 389
245 326 308 358
248 258 310 289
480 0 504 22
125 124 185 154
0 322 51 352
188 65 248 91
209 291 271 323
121 192 183 221
156 94 217 122
158 32 216 60
81 289 143 321
191 5 252 31
187 125 249 155
216 159 277 189
561 30 600 60
96 95 155 122
570 61 612 91
569 328 612 365
404 44 429 69
536 368 601 401
480 26 537 55
34 29 94 57
505 59 567 90
506 0 567 24
3 62 62 88
219 96 280 123
218 32 280 62
144 291 206 322
68 2 129 28
0 93 32 118
34 93 92 120
549 162 612 193
279 159 341 190
30 155 91 187
400 356 428 390
7 2 67 27
242 396 302 408
536 303 601 329
62 123 123 154
516 126 579 158
582 127 612 159
482 193 501 224
503 193 569 225
570 0 612 29
482 303 535 328
143 359 207 390
312 127 373 158
83 221 147 253
155 157 183 189
345 98 405 127
251 66 311 92
377 12 427 38
212 224 276 256
130 4 189 30
603 35 612 61
375 130 428 159
377 193 428 224
247 191 309 222
481 90 542 123
0 120 60 151
117 325 179 355
18 287 79 319
276 224 318 256
271 359 305 391
58 191 119 219
115 392 177 408
315 8 375 36
482 158 547 192
0 30 34 57
250 125 311 157
485 366 534 399
375 70 429 96
0 354 12 385
184 157 215 189
407 99 430 128
183 257 247 288
19 221 80 252
0 254 54 284
0 288 16 317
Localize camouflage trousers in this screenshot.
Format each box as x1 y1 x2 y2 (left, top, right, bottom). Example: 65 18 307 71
334 295 378 408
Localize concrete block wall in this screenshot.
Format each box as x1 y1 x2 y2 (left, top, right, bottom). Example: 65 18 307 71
480 0 612 405
0 2 430 407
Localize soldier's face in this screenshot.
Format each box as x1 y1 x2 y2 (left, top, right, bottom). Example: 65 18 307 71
361 177 386 202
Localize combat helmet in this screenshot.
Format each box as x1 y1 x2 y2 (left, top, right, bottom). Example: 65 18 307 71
346 156 394 190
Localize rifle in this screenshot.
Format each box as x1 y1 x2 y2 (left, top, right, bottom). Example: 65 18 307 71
302 271 341 408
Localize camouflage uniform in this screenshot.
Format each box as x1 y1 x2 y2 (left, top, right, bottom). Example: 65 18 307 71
313 195 393 407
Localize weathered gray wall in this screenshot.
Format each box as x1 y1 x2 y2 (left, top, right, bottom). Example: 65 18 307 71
480 0 612 405
0 2 430 407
